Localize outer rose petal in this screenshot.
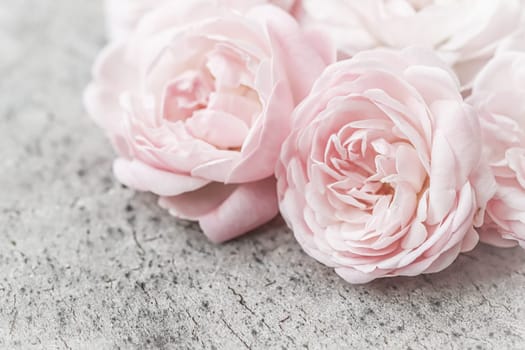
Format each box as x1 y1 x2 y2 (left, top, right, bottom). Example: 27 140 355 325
113 158 210 196
227 80 294 183
160 177 279 243
158 183 237 221
478 220 520 248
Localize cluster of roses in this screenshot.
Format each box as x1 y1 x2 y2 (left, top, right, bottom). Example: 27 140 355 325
86 0 525 283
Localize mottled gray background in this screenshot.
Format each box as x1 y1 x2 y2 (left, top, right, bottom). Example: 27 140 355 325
0 1 524 349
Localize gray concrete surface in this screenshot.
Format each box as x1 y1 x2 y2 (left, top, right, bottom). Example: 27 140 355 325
0 1 524 349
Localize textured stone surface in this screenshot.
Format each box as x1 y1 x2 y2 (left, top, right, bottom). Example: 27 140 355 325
0 1 524 349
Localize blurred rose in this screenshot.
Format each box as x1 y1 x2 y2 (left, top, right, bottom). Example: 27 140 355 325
105 0 302 40
468 51 525 248
300 0 523 87
85 1 332 242
277 48 491 283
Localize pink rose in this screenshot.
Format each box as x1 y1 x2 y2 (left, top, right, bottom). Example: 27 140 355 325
276 48 490 283
468 51 525 248
105 0 302 41
85 2 332 242
300 0 523 87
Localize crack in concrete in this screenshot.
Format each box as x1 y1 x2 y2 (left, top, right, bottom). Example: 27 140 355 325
220 317 251 350
228 286 255 316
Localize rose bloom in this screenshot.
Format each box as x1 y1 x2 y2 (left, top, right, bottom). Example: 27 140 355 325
105 0 302 40
300 0 523 87
468 51 525 248
85 1 332 242
276 48 493 283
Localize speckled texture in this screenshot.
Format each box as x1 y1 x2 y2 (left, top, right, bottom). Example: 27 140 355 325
0 1 524 349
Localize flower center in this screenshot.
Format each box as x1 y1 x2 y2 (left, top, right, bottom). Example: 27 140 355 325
377 182 395 196
162 70 214 122
322 122 428 215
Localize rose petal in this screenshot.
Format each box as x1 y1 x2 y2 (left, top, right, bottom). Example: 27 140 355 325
158 182 237 220
199 177 279 243
113 158 209 196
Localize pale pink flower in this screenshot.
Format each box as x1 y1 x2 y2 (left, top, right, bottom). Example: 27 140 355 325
85 1 332 242
105 0 302 41
468 51 525 248
300 0 523 87
277 48 491 283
